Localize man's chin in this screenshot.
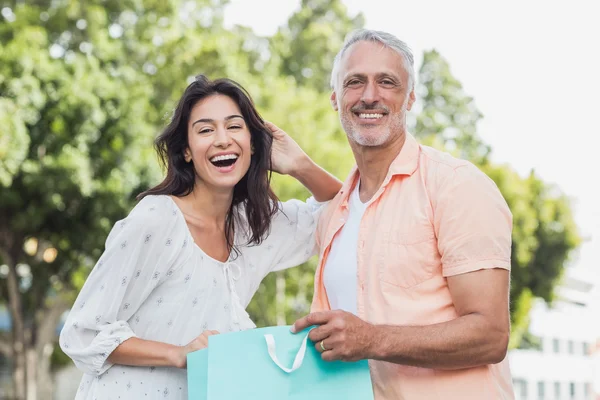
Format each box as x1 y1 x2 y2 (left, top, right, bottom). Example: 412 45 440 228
350 131 390 147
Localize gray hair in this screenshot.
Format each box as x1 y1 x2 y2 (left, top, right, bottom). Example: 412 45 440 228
330 29 415 92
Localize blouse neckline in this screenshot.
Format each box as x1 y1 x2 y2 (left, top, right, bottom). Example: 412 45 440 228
163 195 232 265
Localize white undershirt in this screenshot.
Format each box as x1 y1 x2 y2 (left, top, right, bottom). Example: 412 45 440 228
323 183 367 315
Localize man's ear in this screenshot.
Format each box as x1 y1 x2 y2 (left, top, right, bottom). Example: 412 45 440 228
330 91 339 111
407 89 416 111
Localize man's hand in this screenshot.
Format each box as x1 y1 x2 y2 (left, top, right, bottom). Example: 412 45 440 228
292 310 376 362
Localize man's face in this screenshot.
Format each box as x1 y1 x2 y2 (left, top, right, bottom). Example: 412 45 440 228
332 41 415 147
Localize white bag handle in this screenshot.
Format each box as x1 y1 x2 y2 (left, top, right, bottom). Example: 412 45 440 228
264 333 310 374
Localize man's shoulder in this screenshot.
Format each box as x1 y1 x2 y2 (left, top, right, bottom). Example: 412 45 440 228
418 143 471 172
415 144 493 195
417 145 502 201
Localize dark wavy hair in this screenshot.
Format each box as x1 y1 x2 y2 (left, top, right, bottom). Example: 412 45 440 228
138 75 279 253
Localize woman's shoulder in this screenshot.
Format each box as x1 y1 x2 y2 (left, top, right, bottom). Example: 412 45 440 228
125 195 183 229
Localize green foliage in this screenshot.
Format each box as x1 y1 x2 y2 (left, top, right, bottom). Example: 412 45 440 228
0 2 160 321
413 50 491 163
270 0 364 92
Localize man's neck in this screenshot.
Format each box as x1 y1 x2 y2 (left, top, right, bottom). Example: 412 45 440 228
350 132 406 203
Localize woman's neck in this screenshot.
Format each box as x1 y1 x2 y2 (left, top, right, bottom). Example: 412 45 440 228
181 182 234 230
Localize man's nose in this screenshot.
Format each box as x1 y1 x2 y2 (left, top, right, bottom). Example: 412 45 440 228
360 81 381 104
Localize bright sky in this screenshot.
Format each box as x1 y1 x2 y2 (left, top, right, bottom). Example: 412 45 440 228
224 0 600 279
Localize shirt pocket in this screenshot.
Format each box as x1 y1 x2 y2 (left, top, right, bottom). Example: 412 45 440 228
378 228 439 289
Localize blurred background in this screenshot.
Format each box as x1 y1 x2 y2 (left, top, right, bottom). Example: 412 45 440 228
0 0 598 399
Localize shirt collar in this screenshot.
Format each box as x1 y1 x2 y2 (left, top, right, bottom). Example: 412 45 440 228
387 132 420 177
338 132 420 204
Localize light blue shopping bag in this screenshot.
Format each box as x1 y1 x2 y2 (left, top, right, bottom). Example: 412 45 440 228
187 348 208 400
187 325 374 400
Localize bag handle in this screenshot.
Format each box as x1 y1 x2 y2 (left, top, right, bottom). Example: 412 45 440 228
264 333 310 374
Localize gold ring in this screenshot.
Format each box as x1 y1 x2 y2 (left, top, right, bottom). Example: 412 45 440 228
320 340 327 351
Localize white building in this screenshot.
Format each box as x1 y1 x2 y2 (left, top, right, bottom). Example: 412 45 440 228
509 267 599 400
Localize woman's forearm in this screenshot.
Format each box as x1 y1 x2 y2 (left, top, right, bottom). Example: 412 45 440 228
291 156 342 202
108 337 184 368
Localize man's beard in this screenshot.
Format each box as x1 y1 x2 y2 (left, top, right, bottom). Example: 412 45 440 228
340 111 404 147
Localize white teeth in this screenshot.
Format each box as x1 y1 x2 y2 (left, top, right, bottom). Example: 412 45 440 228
210 154 239 162
358 113 383 119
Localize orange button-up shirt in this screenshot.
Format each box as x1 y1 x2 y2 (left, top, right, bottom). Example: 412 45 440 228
311 133 515 399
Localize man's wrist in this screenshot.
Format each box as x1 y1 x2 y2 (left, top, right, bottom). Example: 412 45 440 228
366 324 385 360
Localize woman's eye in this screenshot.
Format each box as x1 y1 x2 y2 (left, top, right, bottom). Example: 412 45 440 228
199 128 212 134
228 125 242 130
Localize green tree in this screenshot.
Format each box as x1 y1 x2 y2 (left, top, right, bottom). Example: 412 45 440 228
0 3 158 398
413 50 581 347
413 49 491 163
0 0 254 397
270 0 364 92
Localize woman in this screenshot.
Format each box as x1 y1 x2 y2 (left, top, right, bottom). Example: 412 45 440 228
59 75 341 399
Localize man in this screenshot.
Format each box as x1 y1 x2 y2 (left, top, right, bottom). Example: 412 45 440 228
292 29 515 399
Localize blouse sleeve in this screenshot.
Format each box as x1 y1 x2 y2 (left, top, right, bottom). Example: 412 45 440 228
59 196 191 375
258 197 326 274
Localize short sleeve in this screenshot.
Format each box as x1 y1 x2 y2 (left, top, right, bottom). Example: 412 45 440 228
433 163 512 277
59 195 192 375
259 197 326 274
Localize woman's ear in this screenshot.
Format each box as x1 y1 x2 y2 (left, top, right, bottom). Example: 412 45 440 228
184 147 192 163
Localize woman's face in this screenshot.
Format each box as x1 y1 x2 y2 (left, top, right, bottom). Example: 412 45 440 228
184 94 252 192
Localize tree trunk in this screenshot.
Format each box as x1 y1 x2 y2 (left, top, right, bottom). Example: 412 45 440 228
33 345 54 400
33 298 69 400
5 254 27 400
26 347 36 400
0 338 10 357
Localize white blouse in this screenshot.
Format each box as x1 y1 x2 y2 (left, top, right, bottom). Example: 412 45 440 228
59 194 323 400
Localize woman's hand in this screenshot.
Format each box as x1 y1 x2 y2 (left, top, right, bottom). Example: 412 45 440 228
266 121 308 176
172 330 219 368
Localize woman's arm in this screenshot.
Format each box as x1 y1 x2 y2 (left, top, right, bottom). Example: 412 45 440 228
59 196 193 375
108 337 182 368
289 156 341 202
267 121 342 202
108 330 218 369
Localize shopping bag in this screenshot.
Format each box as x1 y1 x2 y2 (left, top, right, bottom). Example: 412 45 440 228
187 325 374 399
187 348 208 400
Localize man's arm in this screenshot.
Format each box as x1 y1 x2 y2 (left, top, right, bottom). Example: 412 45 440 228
293 268 510 369
369 268 510 369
